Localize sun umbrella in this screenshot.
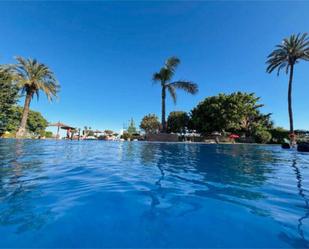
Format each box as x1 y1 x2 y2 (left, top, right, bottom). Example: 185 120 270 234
48 121 75 138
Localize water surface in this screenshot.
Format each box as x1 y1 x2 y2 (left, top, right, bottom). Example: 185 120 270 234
0 140 308 248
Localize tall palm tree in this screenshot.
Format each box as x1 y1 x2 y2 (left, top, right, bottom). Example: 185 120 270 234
12 57 60 138
266 33 309 135
153 57 198 132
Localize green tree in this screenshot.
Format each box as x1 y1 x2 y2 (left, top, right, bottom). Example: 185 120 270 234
254 128 272 144
27 109 48 135
153 57 198 132
6 106 48 136
266 33 309 135
140 114 160 134
190 92 273 137
0 67 19 135
167 111 190 133
11 57 60 137
127 118 137 134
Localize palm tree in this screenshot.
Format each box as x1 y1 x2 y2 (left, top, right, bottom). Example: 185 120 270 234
266 33 309 135
153 57 198 132
12 57 60 138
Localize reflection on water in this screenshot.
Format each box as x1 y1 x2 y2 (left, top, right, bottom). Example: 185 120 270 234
0 139 308 248
0 140 53 233
292 159 309 238
279 159 309 248
138 143 272 215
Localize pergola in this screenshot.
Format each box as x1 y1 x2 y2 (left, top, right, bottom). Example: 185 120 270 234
48 122 76 139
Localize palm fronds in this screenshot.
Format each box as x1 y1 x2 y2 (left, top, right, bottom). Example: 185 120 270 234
266 33 309 75
12 56 60 101
168 80 198 95
167 85 177 104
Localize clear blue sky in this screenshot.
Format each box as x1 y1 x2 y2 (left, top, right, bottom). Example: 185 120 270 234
1 1 309 133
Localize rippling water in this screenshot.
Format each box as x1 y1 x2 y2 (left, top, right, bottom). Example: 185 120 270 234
0 139 308 248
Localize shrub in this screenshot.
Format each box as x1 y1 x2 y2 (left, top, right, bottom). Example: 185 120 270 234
254 129 272 144
44 131 53 138
269 127 289 144
167 111 190 133
121 132 131 140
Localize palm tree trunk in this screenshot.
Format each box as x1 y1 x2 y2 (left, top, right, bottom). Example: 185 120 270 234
161 86 166 132
288 64 294 134
16 92 32 138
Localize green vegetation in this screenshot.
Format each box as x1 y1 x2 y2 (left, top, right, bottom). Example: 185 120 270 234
153 57 198 132
140 114 160 134
83 126 94 137
1 33 308 143
167 111 190 133
0 67 19 135
120 118 140 140
120 132 131 140
127 118 137 135
268 127 289 144
0 64 50 138
266 33 309 135
5 106 48 136
44 131 53 138
190 92 273 142
254 129 272 144
120 132 140 141
10 57 59 138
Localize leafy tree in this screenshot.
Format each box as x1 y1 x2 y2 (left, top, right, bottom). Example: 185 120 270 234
10 57 60 137
167 111 190 133
6 106 48 136
127 118 137 134
266 33 309 134
27 109 48 135
0 67 19 135
140 114 160 134
190 94 229 133
153 57 198 132
254 128 272 144
190 92 273 137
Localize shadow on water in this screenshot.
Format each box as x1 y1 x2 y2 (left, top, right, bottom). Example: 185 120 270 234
279 157 309 248
0 139 53 233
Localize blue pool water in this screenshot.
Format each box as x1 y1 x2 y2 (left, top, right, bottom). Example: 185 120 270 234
0 140 308 248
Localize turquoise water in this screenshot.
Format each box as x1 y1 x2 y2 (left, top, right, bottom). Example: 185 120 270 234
0 140 308 248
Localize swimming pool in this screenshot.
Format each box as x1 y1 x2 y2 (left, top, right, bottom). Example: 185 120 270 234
0 139 308 248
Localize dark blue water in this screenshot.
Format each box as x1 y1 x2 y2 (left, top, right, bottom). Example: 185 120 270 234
0 140 308 248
